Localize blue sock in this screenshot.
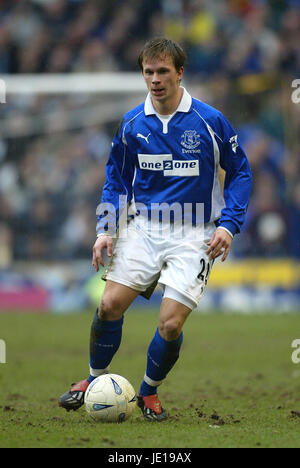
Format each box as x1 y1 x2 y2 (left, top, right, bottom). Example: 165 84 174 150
88 309 124 383
139 328 183 396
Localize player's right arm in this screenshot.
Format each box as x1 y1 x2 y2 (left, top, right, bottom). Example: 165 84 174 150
93 119 135 271
96 118 135 237
92 235 113 272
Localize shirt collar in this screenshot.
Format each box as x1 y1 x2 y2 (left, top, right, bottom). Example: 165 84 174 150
144 87 192 116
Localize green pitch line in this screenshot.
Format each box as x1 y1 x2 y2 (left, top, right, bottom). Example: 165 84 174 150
0 310 300 448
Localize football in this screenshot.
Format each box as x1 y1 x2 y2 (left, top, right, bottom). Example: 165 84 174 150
84 374 137 422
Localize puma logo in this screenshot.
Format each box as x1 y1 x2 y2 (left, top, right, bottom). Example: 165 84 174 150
137 132 151 144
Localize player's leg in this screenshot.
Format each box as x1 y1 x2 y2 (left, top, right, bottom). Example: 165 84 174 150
59 214 162 412
58 281 139 411
89 280 140 382
138 294 193 421
138 222 216 420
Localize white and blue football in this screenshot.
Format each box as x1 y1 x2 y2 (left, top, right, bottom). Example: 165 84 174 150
84 373 136 422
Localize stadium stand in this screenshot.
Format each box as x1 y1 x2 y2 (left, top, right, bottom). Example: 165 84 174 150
0 0 299 266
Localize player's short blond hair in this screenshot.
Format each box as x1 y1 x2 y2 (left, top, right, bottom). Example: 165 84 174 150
138 38 187 73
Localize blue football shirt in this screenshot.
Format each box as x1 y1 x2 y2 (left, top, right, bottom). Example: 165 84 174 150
96 87 252 237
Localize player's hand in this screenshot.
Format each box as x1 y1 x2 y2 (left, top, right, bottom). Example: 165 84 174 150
206 228 233 262
92 235 113 272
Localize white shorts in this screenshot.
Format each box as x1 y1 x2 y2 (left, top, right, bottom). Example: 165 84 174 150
104 215 216 310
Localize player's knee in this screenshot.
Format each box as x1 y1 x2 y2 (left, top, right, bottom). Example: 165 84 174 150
98 295 124 321
159 317 182 341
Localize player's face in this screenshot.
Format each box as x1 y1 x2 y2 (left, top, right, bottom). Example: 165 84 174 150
142 54 184 112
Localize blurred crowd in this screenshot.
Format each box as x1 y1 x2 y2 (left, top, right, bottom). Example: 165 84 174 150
0 0 300 76
0 0 299 264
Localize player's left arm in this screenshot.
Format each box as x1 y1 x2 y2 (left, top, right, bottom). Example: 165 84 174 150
207 114 252 262
206 227 233 262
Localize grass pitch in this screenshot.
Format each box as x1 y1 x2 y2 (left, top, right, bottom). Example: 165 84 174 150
0 309 300 448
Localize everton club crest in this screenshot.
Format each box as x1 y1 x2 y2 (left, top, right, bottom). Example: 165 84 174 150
181 130 201 153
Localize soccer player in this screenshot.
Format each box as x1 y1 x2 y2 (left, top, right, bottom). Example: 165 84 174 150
59 38 252 421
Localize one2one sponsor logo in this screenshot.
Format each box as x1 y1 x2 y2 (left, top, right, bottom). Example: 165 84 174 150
291 339 300 364
0 339 6 364
138 154 199 177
